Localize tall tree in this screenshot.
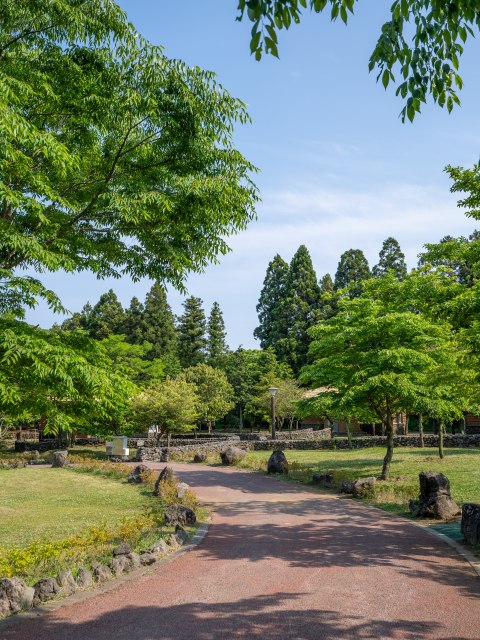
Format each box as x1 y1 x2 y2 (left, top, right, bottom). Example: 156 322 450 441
180 363 234 432
372 237 408 281
235 1 472 122
334 249 371 298
139 283 177 361
221 348 254 432
177 297 207 368
275 246 321 374
86 290 124 340
253 254 289 349
207 302 229 365
318 273 338 320
300 297 476 478
121 297 145 345
129 378 198 446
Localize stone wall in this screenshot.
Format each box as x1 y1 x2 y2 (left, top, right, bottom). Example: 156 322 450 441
14 437 105 452
239 428 331 441
135 432 480 461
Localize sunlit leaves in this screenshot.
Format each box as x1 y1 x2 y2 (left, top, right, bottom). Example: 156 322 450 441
236 0 478 120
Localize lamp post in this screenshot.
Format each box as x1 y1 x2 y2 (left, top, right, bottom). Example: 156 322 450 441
268 387 278 440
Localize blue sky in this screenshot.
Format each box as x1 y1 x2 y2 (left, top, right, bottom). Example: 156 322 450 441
26 1 480 349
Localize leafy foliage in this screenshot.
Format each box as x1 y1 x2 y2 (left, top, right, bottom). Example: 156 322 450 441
129 377 198 439
235 0 475 121
85 290 124 340
0 319 135 433
300 297 476 478
180 363 234 429
0 0 258 312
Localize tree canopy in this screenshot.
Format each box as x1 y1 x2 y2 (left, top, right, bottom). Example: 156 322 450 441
0 0 259 316
254 254 289 349
300 296 476 478
180 363 234 431
334 249 371 298
372 237 408 281
235 0 476 121
206 302 229 365
177 297 207 368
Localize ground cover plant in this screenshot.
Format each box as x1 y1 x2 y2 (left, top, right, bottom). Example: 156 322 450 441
0 459 204 587
234 447 480 516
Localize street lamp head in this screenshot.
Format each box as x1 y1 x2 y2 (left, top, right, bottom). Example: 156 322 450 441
268 387 278 397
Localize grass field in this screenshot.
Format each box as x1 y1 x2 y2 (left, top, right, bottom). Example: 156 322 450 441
0 467 157 547
233 447 480 516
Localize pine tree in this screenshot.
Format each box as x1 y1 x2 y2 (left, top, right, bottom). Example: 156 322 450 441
177 296 207 368
207 302 228 365
372 237 408 281
276 245 321 375
121 296 144 344
86 290 124 339
139 283 178 360
334 249 371 298
60 303 91 332
318 273 338 319
253 254 289 349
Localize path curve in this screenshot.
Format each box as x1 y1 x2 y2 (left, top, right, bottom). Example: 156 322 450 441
6 462 480 640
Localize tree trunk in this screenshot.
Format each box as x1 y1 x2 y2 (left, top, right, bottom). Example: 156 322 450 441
239 406 243 434
296 419 299 431
381 421 385 437
439 420 444 459
381 411 394 480
288 418 293 439
345 420 352 450
167 432 171 447
405 415 409 435
462 416 466 434
419 413 424 448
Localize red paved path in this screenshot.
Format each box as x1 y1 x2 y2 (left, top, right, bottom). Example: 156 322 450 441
7 462 480 640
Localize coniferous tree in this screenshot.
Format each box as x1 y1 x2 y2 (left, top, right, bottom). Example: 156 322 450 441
276 245 321 375
121 296 144 344
318 273 338 320
334 249 371 298
139 283 177 360
372 237 408 281
60 302 91 331
86 290 124 340
207 302 229 365
177 297 207 368
253 254 289 349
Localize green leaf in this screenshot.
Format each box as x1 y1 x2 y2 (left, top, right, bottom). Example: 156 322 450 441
382 69 390 89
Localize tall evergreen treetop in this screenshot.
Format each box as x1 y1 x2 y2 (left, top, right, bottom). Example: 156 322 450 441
334 249 371 298
276 245 321 375
372 237 408 281
121 297 144 345
253 254 289 349
140 283 177 360
318 273 338 320
177 296 207 368
86 290 124 340
207 302 229 365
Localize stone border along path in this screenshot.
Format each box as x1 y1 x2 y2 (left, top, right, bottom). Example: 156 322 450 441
5 461 480 640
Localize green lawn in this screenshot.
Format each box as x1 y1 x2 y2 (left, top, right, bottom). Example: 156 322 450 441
237 447 480 513
0 467 154 547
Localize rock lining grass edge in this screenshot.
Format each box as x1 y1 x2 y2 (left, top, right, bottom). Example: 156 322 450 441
0 522 210 630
